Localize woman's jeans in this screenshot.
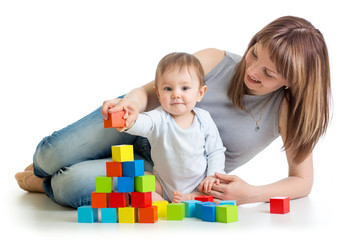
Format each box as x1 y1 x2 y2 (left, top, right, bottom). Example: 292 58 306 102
33 105 153 208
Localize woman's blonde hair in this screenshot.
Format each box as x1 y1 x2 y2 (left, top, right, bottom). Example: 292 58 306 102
228 16 331 163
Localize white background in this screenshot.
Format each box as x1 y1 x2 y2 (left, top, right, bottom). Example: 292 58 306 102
1 0 360 239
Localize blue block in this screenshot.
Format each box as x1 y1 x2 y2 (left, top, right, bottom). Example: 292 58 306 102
219 200 237 206
122 160 144 177
78 206 98 223
182 200 201 218
201 204 217 222
101 208 117 223
195 202 216 219
117 177 134 192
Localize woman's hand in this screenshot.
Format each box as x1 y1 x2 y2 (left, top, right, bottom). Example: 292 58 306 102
210 172 255 205
101 97 140 131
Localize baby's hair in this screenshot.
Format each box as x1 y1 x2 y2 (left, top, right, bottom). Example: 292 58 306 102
155 52 205 88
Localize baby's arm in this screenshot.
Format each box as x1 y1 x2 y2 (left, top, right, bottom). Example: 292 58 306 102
198 176 220 193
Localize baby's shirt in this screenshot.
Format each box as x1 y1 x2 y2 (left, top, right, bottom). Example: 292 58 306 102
126 106 226 201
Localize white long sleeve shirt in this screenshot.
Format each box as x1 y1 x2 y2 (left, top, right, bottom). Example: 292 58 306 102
126 107 226 201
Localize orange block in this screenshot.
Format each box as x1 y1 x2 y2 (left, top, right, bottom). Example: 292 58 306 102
139 206 158 223
106 162 122 177
91 192 107 208
104 111 126 128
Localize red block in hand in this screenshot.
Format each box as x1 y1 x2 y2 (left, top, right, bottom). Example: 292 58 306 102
195 195 213 202
104 111 126 128
270 197 290 214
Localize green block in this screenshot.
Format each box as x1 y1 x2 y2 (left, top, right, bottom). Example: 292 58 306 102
167 203 185 220
135 175 156 192
216 205 238 223
95 176 112 193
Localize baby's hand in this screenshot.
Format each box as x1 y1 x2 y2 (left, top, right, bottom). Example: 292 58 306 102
198 176 220 193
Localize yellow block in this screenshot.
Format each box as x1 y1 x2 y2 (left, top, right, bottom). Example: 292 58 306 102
118 207 138 223
111 145 134 162
152 200 169 218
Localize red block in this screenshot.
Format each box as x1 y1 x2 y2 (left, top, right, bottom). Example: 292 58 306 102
104 111 126 128
195 195 213 202
139 206 158 223
270 197 290 214
91 192 107 208
131 192 152 208
106 162 122 177
108 192 129 208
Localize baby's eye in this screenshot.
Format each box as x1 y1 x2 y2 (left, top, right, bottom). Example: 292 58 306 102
164 87 172 91
182 86 190 91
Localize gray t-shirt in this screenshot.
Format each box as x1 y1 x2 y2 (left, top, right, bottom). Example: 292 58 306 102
196 51 284 173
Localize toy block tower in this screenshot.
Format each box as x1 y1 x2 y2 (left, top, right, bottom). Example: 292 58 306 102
77 144 157 223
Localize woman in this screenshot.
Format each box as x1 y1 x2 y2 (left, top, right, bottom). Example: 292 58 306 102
15 16 331 207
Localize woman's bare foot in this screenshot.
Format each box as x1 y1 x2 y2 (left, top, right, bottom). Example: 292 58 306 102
172 191 204 203
15 171 45 193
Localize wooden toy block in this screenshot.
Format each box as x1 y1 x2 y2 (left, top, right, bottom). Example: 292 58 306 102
195 195 213 202
106 162 122 177
111 145 134 162
182 200 201 218
78 206 98 223
104 111 126 128
167 203 185 221
139 206 158 223
270 197 290 214
123 160 145 177
152 200 169 218
108 192 129 208
118 207 138 223
101 208 118 223
117 177 134 192
195 202 216 219
201 204 217 222
216 205 238 223
95 176 112 193
91 192 107 208
131 192 152 208
135 175 155 192
219 200 237 206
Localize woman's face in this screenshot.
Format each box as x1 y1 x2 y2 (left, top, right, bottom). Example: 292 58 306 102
244 43 289 95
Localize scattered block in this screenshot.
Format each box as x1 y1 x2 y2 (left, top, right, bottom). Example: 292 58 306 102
104 111 126 128
216 205 238 223
202 204 217 222
219 200 237 206
78 206 98 223
106 162 122 177
91 192 107 208
135 175 155 192
139 206 158 223
182 200 201 218
95 176 112 193
152 200 169 218
195 195 213 202
131 192 152 208
195 202 216 219
167 203 185 221
270 197 290 214
108 192 129 208
112 145 134 162
118 207 138 223
117 177 134 193
101 208 117 223
123 160 145 177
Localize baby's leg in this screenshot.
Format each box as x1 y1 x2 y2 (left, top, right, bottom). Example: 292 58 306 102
144 172 164 201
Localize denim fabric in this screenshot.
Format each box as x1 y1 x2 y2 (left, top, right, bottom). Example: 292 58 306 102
33 104 153 208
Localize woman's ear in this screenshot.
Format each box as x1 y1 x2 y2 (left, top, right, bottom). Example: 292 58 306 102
197 85 208 102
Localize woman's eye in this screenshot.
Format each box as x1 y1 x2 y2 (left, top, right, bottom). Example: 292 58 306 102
252 48 258 58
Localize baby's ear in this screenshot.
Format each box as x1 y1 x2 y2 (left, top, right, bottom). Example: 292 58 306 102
197 85 207 102
153 86 160 98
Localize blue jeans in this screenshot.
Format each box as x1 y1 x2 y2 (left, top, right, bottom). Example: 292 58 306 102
33 105 153 208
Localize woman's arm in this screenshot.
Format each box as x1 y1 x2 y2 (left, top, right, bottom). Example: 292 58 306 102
211 98 314 204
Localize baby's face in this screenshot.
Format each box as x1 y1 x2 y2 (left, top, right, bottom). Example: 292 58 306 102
155 67 206 117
